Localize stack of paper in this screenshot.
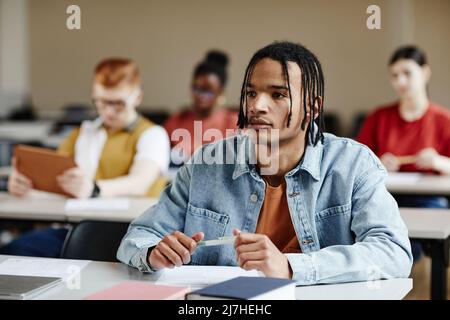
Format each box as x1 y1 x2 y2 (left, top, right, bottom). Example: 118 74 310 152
0 257 90 281
154 265 261 289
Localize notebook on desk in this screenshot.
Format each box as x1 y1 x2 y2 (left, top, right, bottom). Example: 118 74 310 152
0 275 62 300
14 144 76 197
84 281 191 300
186 276 296 300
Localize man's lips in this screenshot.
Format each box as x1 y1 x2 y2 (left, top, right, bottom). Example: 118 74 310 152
248 119 272 129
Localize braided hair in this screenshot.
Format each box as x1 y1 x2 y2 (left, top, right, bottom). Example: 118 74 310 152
237 41 325 145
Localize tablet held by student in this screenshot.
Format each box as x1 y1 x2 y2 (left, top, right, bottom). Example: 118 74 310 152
14 145 76 197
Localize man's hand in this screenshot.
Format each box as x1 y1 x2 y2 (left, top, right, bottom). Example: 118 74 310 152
149 231 204 270
233 229 293 279
8 157 33 197
380 153 400 172
56 167 94 198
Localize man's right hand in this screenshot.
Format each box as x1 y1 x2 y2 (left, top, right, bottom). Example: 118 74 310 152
380 153 400 172
149 231 204 270
7 157 33 197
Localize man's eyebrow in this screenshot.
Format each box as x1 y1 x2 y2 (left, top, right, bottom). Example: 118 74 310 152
246 83 289 90
269 85 289 90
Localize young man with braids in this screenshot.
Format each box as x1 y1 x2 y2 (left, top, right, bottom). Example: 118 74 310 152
118 42 412 284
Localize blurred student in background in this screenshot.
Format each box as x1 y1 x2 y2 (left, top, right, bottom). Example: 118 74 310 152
163 50 238 164
1 58 170 257
357 45 450 260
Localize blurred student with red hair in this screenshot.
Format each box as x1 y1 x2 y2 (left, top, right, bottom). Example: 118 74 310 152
2 58 170 257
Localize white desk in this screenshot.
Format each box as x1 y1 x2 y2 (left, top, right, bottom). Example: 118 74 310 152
0 121 63 175
401 208 450 240
295 278 412 300
0 166 11 177
400 208 450 300
0 121 54 142
0 191 156 223
386 172 450 196
42 134 68 149
0 256 412 300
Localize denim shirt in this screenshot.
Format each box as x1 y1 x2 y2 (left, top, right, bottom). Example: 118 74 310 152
117 132 412 285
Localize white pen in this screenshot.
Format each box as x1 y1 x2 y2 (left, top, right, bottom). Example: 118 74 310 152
197 236 237 247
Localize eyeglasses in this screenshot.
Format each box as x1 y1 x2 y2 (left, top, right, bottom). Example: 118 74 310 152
192 86 216 99
92 89 140 114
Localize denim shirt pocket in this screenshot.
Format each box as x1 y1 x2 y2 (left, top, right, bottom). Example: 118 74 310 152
315 203 353 247
185 203 230 265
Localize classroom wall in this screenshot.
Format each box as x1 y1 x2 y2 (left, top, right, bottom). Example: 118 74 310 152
25 0 450 134
414 0 450 110
0 0 29 117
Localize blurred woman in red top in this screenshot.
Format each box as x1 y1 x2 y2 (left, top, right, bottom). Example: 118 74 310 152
357 45 450 260
358 45 450 175
164 51 238 164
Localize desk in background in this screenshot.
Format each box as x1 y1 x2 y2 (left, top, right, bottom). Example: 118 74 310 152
401 208 450 300
386 172 450 196
0 121 69 163
0 121 54 142
0 167 11 177
0 191 156 223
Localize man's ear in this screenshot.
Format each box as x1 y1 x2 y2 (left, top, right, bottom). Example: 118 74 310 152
306 96 322 122
135 89 143 106
216 92 226 107
422 65 431 83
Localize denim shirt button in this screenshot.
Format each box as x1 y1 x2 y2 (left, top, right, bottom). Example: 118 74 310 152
250 194 258 203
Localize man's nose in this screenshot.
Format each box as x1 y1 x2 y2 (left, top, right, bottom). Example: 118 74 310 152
104 106 117 117
397 74 408 87
249 94 269 114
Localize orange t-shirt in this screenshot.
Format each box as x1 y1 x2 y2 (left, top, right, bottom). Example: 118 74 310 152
256 182 301 254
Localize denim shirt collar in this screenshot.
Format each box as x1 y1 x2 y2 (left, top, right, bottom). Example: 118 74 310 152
232 133 254 180
232 127 323 181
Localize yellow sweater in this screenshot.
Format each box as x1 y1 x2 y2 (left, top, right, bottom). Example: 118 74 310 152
57 117 167 197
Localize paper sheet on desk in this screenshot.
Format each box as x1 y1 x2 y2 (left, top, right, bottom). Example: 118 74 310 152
65 198 130 211
0 258 90 281
154 266 261 288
